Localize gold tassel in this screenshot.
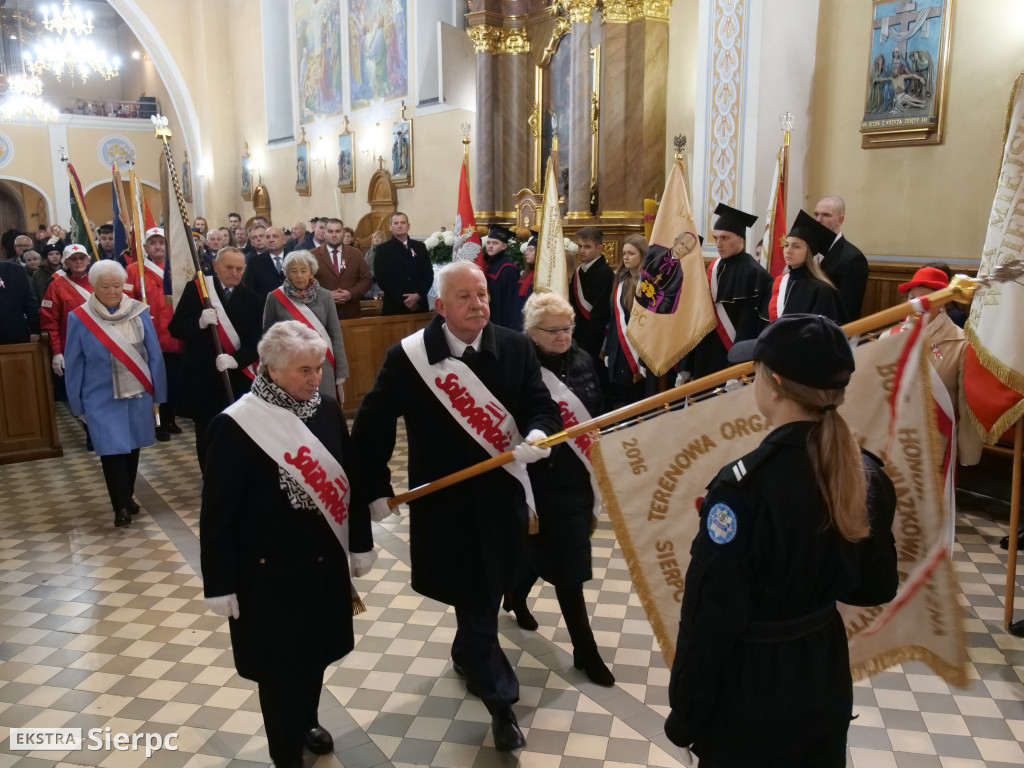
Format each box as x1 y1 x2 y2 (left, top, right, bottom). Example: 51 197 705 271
351 594 366 615
528 515 539 535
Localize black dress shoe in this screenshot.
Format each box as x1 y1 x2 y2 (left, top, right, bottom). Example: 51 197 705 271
502 597 539 631
127 498 141 516
573 647 615 686
999 529 1024 551
491 708 525 751
1010 620 1024 638
304 725 333 755
167 421 183 435
113 508 132 528
155 426 170 442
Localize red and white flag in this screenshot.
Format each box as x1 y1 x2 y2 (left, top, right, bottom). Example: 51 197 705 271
761 150 787 279
452 159 482 267
964 74 1024 443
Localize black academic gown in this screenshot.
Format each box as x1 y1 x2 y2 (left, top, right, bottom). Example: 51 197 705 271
820 235 868 321
665 422 897 765
351 314 562 606
685 252 770 381
763 265 847 325
168 279 263 419
484 253 521 330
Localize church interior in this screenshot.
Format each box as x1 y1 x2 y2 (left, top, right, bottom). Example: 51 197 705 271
1 1 1024 766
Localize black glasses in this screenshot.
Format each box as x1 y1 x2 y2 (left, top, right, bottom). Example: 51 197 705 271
537 324 575 336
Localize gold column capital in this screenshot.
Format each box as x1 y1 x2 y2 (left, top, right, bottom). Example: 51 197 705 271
642 0 672 22
563 0 596 24
602 0 642 23
467 24 531 54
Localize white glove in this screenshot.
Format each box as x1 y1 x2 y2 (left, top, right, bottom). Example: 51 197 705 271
336 379 345 405
205 593 239 619
724 377 743 392
370 497 397 522
215 354 238 372
51 353 65 375
674 371 691 387
679 746 694 767
199 308 219 328
512 429 551 464
349 550 377 578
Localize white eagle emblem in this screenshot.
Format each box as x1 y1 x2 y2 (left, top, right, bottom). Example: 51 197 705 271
452 213 481 263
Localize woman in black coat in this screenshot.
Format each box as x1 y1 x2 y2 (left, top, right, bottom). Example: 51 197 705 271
762 210 846 325
200 321 375 768
503 292 614 686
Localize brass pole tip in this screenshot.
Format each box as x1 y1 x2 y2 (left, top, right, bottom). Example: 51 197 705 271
949 274 978 302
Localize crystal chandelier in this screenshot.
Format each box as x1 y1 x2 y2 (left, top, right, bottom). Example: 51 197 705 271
24 34 121 82
0 75 59 122
41 0 94 37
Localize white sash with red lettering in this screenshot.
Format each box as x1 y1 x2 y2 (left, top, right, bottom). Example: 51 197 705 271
707 257 737 348
72 302 153 395
572 268 593 320
270 287 336 368
539 368 602 518
205 280 257 381
58 272 92 302
224 393 353 553
401 328 536 516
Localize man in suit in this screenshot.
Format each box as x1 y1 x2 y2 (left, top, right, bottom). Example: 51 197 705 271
814 195 868 320
570 226 614 371
284 221 307 254
374 211 434 315
311 217 371 320
0 259 40 344
169 247 262 472
242 226 286 303
242 224 266 263
353 261 562 752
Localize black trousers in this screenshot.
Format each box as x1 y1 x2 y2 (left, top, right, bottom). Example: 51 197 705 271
695 724 848 767
507 577 599 656
159 352 181 425
257 665 325 768
193 416 210 474
99 449 140 512
452 598 519 715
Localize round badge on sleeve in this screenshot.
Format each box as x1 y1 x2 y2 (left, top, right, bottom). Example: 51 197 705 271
706 502 738 545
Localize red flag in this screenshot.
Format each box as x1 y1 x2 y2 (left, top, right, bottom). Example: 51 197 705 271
761 151 786 279
452 159 482 267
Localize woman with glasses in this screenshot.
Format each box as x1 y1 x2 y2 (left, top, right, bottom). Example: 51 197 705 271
602 235 648 409
502 292 615 686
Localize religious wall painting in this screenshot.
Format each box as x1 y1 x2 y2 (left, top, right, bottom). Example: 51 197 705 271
0 131 13 169
97 135 136 168
861 0 954 148
296 129 311 196
532 21 576 209
294 0 345 125
241 143 252 201
391 119 413 188
348 0 409 111
337 132 355 192
181 150 192 204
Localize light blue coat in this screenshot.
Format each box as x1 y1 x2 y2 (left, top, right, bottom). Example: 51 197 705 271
65 308 167 456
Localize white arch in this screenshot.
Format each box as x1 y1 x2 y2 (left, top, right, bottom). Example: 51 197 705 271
83 178 160 196
106 0 204 212
0 176 55 224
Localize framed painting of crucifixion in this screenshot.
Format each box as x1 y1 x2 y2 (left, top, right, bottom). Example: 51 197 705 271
860 0 954 148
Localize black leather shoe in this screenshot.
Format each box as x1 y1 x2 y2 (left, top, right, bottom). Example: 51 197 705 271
155 426 170 442
502 597 539 631
999 529 1024 551
574 648 615 686
127 497 141 515
167 421 182 434
113 508 131 528
304 725 333 755
491 708 525 751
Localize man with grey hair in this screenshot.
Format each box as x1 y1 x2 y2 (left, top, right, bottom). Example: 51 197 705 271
814 195 868 320
353 261 562 752
11 234 33 263
169 246 262 472
284 220 307 254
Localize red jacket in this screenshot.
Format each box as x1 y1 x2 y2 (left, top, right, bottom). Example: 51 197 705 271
40 271 92 354
125 261 182 354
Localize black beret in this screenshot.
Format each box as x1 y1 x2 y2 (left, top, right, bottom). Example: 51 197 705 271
728 313 854 389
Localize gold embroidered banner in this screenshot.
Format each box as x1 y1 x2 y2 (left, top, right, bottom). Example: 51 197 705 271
593 331 968 685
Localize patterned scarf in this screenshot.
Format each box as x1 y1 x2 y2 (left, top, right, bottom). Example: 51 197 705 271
86 293 148 400
282 277 320 306
251 373 322 509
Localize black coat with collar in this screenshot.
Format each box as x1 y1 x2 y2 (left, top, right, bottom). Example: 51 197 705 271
242 251 284 303
819 235 868 320
200 395 373 681
374 236 434 315
168 278 263 419
351 314 562 605
761 265 847 325
0 261 39 343
570 257 615 360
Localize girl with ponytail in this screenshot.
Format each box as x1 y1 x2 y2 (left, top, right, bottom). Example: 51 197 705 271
665 314 898 768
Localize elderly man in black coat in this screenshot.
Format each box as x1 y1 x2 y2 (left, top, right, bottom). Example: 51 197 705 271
0 260 40 344
352 261 562 752
168 247 262 472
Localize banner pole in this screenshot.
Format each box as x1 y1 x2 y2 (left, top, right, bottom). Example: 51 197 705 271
1004 419 1023 629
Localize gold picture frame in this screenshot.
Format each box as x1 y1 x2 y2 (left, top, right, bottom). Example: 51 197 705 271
296 127 311 196
337 127 355 193
241 142 252 201
391 119 413 189
860 0 954 149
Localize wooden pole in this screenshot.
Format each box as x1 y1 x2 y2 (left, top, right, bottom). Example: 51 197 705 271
388 280 975 508
1004 419 1022 629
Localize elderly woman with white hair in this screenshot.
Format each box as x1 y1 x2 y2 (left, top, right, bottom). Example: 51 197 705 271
263 249 349 401
200 320 375 768
64 259 167 528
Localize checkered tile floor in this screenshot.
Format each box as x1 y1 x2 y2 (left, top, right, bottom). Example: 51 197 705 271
0 406 1022 767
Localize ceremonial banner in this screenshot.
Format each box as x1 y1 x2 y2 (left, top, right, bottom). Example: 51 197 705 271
626 160 717 376
760 150 786 279
964 73 1024 442
534 155 569 300
594 331 967 685
452 159 482 266
66 162 100 261
111 164 131 262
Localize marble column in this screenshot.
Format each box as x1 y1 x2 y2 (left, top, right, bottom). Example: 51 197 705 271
500 49 530 215
475 50 497 216
567 2 595 217
599 20 629 213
